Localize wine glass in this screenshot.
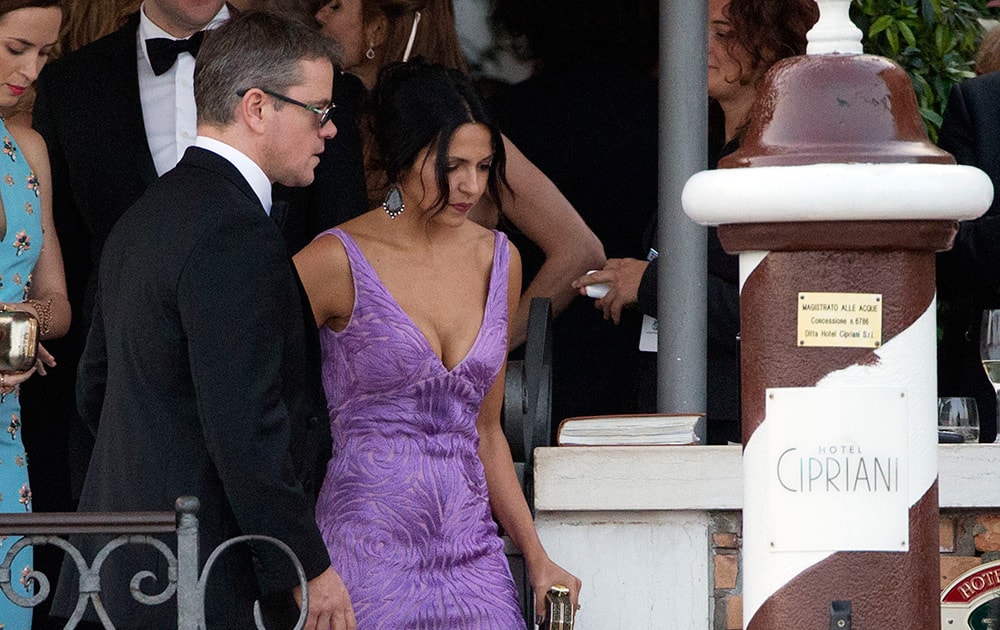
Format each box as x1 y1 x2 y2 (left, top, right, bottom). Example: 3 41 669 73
979 310 1000 442
937 397 979 443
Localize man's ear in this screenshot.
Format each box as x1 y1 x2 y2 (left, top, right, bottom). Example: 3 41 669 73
239 88 269 133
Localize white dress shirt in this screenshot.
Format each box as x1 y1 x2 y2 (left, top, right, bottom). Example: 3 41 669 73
137 3 230 176
194 136 274 216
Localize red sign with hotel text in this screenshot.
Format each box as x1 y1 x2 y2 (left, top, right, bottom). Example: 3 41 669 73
942 560 1000 629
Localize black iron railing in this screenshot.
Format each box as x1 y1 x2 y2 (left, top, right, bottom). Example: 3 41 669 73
0 496 308 629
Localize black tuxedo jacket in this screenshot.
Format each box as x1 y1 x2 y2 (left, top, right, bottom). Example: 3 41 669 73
51 147 332 627
28 7 150 525
936 72 1000 441
33 12 152 322
32 11 365 505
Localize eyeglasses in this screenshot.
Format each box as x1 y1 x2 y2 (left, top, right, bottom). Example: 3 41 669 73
237 87 335 127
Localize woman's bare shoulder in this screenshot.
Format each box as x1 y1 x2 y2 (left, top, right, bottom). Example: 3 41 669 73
461 221 498 261
4 123 48 166
295 229 350 276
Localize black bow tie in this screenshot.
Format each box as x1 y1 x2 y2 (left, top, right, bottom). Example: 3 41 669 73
145 31 205 76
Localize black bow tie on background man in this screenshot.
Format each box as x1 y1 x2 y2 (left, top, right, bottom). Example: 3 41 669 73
146 31 205 76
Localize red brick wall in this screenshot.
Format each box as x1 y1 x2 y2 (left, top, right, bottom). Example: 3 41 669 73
709 509 1000 629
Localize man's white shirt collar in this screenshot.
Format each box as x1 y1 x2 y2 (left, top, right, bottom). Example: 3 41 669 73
194 136 274 215
138 3 230 73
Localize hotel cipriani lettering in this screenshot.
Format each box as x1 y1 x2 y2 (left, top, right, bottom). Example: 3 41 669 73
775 444 900 494
765 387 909 552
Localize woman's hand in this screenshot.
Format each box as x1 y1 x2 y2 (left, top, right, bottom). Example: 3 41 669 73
0 364 37 400
572 257 649 324
34 342 56 377
0 366 36 393
528 555 582 626
0 342 56 397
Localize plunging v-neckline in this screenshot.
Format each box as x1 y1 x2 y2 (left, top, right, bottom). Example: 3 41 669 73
337 229 499 374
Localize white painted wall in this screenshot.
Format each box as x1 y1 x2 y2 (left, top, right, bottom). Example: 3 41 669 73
536 511 711 629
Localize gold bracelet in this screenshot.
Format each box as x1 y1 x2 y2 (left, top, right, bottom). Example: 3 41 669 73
25 299 51 337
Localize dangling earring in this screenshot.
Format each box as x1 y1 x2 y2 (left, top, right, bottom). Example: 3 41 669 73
383 184 404 219
365 42 376 60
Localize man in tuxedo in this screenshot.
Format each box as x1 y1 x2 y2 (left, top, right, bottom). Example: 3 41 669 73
31 1 365 518
29 0 231 512
49 12 354 629
935 72 1000 444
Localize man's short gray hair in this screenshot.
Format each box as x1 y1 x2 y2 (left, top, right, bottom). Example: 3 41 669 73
194 11 342 126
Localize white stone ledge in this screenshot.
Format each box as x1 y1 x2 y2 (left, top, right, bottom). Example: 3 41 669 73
534 445 743 512
938 443 1000 508
682 163 992 225
534 443 1000 512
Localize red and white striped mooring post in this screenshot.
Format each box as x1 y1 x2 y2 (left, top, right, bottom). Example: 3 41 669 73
684 0 993 627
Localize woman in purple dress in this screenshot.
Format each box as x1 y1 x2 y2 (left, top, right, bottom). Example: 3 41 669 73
294 58 580 628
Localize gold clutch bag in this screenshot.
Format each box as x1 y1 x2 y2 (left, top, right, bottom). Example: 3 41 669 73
540 585 574 630
0 311 37 372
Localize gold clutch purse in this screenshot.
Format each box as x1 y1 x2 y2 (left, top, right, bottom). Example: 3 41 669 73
0 311 37 372
540 585 574 630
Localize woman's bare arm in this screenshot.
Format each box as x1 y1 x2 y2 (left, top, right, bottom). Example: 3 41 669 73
474 137 605 348
476 243 581 618
13 125 70 339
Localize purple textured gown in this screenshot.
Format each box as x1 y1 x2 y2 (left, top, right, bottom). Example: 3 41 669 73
315 228 524 629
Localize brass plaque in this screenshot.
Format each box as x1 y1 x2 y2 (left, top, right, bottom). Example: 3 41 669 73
797 292 882 348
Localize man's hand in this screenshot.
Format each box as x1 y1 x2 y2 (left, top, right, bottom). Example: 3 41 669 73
572 258 649 324
292 566 356 630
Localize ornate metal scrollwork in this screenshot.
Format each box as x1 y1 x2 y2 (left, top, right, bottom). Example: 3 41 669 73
199 535 309 630
0 496 310 629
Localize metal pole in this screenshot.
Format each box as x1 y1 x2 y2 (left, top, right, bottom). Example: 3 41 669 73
658 0 708 426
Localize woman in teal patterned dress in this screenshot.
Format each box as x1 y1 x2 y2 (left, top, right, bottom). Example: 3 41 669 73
0 1 70 626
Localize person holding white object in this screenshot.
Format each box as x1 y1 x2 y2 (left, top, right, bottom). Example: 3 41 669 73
572 0 819 443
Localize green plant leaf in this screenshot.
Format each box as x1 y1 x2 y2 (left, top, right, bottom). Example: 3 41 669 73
869 14 896 36
887 26 900 54
898 20 918 47
922 0 938 25
850 0 989 138
920 106 944 127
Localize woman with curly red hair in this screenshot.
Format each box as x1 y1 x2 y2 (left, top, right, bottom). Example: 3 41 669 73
709 0 819 142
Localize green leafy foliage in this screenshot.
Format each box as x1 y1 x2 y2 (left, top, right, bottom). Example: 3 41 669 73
850 0 995 141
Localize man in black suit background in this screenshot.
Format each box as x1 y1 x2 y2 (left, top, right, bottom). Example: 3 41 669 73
30 0 231 513
30 6 230 626
935 72 1000 444
49 12 355 629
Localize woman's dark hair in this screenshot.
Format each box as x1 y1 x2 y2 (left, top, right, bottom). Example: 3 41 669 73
724 0 819 83
369 57 508 214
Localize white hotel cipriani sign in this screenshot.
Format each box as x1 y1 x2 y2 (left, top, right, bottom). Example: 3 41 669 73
765 387 909 552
